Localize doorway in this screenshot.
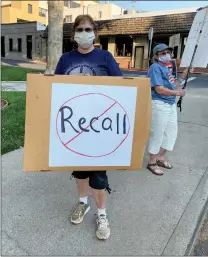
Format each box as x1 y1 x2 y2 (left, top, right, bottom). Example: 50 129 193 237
26 35 32 59
134 46 144 69
1 36 5 58
100 37 108 50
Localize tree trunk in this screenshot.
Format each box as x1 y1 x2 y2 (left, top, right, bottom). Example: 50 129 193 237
45 0 64 74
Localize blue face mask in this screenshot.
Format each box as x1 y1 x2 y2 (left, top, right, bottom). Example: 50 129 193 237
159 53 171 64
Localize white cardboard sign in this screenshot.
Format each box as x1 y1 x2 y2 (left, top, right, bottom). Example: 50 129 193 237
180 7 208 68
49 83 137 167
192 8 208 68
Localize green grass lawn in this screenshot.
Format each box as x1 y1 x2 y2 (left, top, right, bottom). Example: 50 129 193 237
1 65 43 81
1 91 26 155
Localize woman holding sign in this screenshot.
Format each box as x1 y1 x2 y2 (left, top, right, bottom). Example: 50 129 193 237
147 44 187 176
55 14 122 240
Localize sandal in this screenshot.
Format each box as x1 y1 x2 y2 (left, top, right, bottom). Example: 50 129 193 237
157 160 173 169
147 163 164 176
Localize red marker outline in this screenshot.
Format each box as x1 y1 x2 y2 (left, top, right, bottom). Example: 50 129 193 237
56 93 130 158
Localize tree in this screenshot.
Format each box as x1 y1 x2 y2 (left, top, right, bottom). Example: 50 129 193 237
45 0 64 74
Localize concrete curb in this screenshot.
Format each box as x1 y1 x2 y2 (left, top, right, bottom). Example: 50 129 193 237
162 168 208 256
186 198 208 255
2 81 26 92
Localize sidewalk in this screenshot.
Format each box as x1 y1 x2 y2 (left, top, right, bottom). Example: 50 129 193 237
2 128 208 255
1 81 27 92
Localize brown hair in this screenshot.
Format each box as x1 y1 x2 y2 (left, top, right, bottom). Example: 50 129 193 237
72 14 97 40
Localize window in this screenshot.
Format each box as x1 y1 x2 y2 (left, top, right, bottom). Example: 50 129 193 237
115 36 133 57
28 4 32 14
64 0 69 7
18 38 22 52
65 15 72 22
39 8 47 17
9 39 13 51
70 1 80 8
98 11 102 19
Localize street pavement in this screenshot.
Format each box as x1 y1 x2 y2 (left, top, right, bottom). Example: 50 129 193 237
1 74 208 256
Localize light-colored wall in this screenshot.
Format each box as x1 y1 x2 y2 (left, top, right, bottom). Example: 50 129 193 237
1 1 11 6
63 3 124 22
111 4 124 16
84 3 112 20
38 1 48 9
82 1 99 7
1 6 11 23
64 7 83 21
132 36 149 68
169 33 183 59
108 36 116 56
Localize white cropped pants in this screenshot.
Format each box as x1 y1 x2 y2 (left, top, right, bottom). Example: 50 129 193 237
148 100 178 155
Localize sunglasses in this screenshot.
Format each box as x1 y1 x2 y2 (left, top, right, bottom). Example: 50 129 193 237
158 50 171 56
75 28 94 33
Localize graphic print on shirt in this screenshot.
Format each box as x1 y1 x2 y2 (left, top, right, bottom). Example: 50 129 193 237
65 63 98 76
167 72 175 84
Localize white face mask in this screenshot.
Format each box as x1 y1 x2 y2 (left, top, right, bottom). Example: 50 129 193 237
74 31 95 49
159 53 171 64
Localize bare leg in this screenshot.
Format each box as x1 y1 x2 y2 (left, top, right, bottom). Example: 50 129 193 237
71 178 90 224
157 148 172 168
91 189 107 209
158 147 167 161
92 188 110 240
147 153 164 175
76 178 89 198
149 153 159 164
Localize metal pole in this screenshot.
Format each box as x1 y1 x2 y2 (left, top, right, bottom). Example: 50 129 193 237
148 27 153 67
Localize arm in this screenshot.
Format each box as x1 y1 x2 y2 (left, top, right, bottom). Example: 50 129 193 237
154 85 180 96
106 52 123 76
176 66 194 88
150 64 185 96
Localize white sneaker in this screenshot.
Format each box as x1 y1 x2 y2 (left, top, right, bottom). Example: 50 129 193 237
71 202 90 224
96 214 110 240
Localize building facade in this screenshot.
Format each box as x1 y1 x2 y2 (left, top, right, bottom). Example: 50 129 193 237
1 1 47 25
58 10 196 69
1 22 46 62
1 9 197 69
1 0 99 25
63 3 125 22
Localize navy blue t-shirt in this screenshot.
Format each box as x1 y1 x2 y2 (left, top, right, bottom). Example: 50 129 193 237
147 62 177 105
55 48 123 76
